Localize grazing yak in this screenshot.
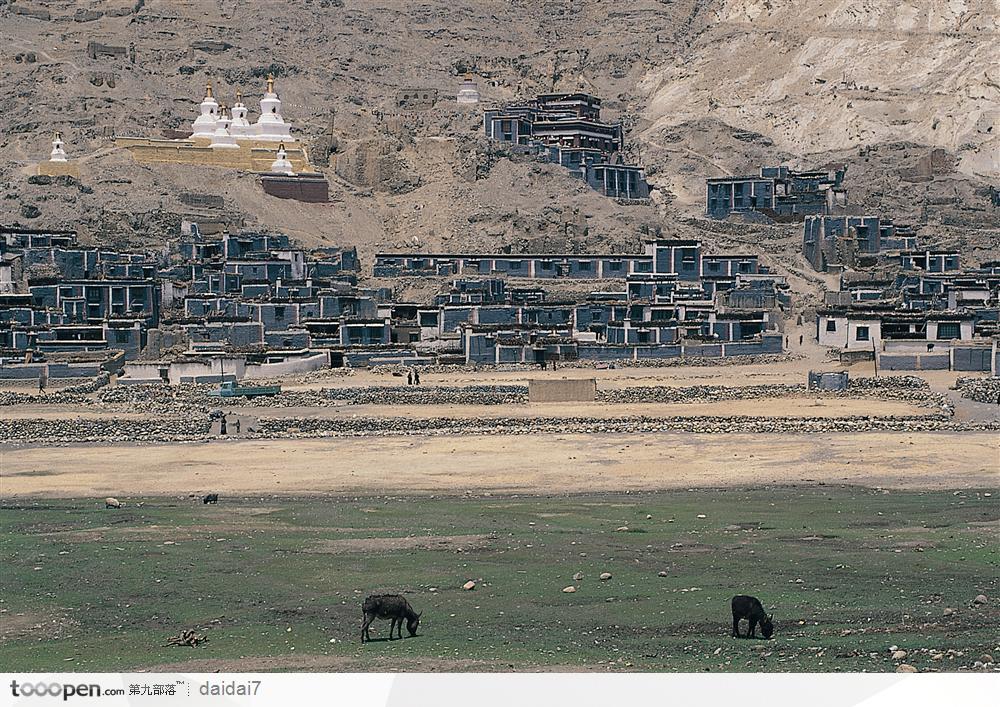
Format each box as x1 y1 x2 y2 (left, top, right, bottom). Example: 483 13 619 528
731 595 773 639
202 493 219 504
361 594 421 643
104 497 122 509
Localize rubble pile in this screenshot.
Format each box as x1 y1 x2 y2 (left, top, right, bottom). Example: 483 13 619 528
1 416 208 444
59 373 111 395
322 385 527 406
254 415 997 439
955 377 1000 404
4 409 995 445
599 384 804 404
370 354 803 375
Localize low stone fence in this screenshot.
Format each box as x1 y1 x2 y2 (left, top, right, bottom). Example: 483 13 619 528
3 410 996 446
955 377 1000 404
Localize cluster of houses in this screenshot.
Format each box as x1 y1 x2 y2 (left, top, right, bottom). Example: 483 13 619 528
1 223 788 382
799 207 998 372
483 92 651 202
815 255 999 372
706 166 847 221
705 164 999 373
375 238 789 364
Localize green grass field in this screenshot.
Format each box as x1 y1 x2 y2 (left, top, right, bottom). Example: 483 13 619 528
1 487 996 672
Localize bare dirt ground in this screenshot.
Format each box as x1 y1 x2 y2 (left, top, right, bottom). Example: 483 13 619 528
3 431 995 498
221 398 928 421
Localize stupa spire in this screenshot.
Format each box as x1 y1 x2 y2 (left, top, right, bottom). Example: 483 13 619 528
49 132 67 162
254 74 292 142
269 142 295 175
192 80 220 139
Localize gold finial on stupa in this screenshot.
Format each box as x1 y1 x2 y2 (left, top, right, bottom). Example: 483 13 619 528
266 74 275 93
205 81 213 98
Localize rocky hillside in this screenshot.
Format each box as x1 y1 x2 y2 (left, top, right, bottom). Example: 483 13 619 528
0 0 996 265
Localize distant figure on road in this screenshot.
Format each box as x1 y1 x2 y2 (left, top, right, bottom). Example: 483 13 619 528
799 334 803 346
234 419 241 435
413 370 420 386
220 417 227 436
407 370 413 385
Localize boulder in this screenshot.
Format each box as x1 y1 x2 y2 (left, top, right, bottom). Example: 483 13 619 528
599 572 612 581
462 580 476 591
896 664 918 673
562 586 576 593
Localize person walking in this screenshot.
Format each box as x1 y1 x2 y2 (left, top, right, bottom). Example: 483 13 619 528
414 369 421 386
407 370 413 385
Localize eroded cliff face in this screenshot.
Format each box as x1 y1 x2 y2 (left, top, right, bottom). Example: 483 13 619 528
640 0 1000 179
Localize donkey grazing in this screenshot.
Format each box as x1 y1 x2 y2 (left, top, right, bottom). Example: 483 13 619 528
731 595 773 639
361 594 421 643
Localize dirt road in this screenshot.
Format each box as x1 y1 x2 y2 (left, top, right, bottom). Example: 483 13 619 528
3 431 995 498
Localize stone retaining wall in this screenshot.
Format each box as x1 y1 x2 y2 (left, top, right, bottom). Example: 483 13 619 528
3 413 994 445
955 377 1000 404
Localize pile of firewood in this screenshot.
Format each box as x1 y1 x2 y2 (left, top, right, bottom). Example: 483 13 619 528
166 629 208 647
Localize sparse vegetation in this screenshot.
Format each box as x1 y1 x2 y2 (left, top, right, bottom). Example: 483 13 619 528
1 487 995 672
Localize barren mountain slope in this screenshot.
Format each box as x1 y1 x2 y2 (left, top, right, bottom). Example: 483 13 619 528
0 0 996 265
641 0 1000 179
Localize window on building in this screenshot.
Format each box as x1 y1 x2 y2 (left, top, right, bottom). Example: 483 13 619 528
739 261 752 273
274 306 286 319
540 261 553 271
937 322 960 339
115 330 130 344
856 326 870 341
707 261 720 272
609 261 622 271
826 320 837 332
579 261 592 271
510 261 522 270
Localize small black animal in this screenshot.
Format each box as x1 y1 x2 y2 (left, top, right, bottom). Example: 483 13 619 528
731 595 773 639
361 594 421 643
202 493 219 504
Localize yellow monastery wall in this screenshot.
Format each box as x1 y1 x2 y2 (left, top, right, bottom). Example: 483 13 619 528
37 161 81 178
116 137 313 173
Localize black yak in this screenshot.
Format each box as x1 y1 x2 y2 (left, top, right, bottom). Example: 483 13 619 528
731 595 773 639
202 493 219 504
361 594 421 643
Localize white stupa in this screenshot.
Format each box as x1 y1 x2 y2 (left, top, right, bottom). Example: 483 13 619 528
209 105 239 149
49 132 68 162
269 143 295 175
456 73 480 104
191 82 219 139
253 74 293 142
229 90 253 138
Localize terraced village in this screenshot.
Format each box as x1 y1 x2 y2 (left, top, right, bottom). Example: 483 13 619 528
1 0 999 676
